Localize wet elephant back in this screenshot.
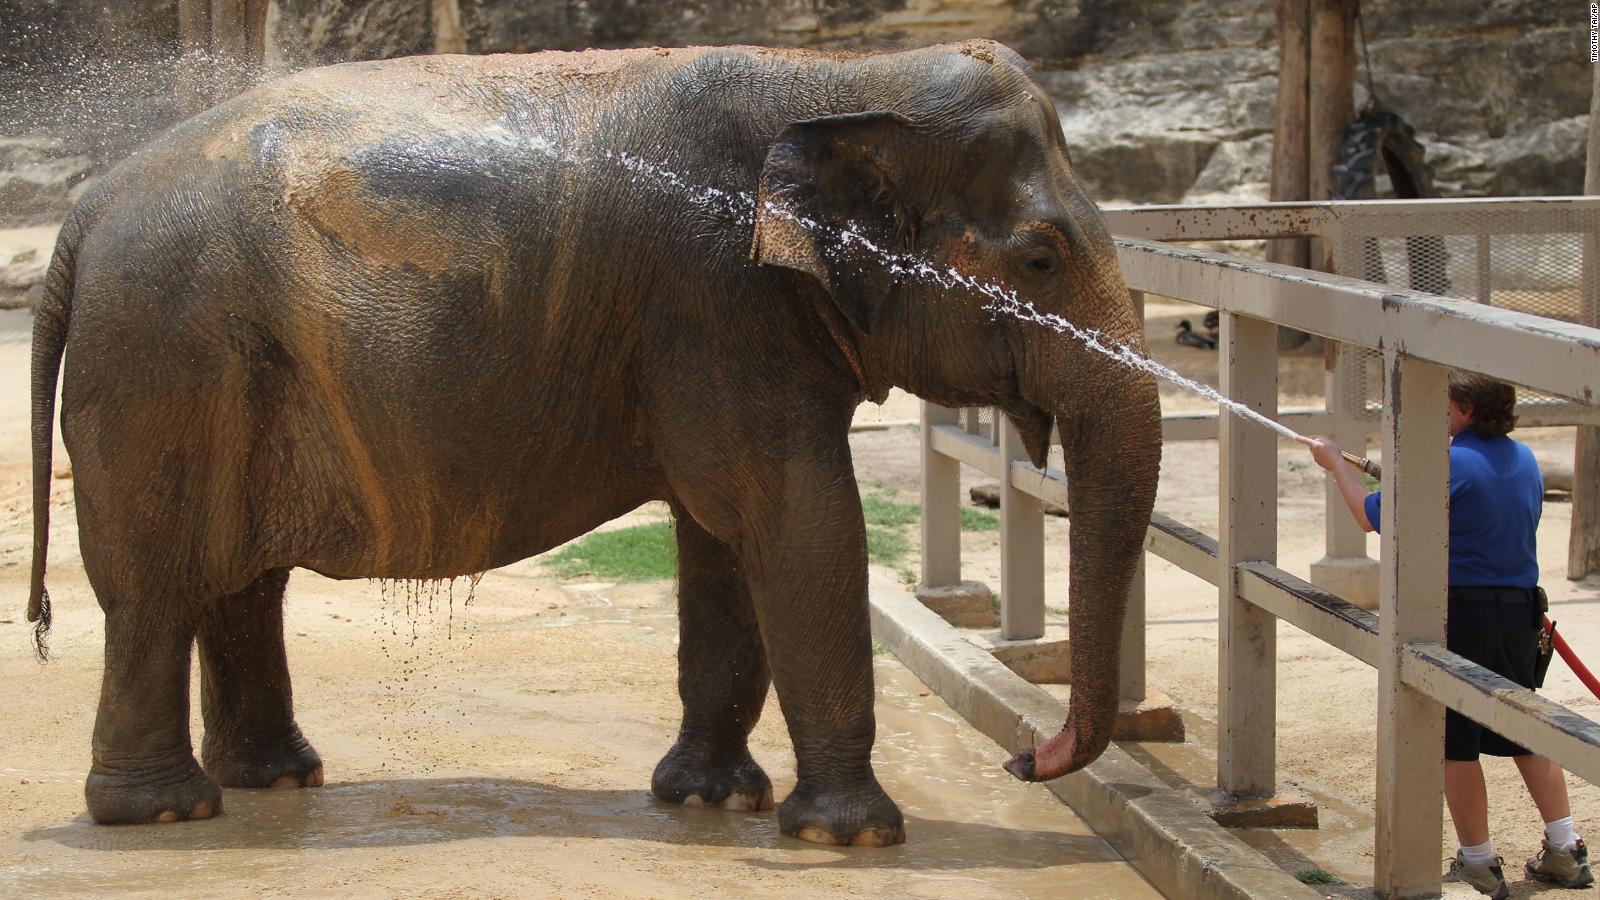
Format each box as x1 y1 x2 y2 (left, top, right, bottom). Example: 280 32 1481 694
58 53 710 585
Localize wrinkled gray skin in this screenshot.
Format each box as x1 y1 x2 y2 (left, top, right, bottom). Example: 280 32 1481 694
28 41 1159 845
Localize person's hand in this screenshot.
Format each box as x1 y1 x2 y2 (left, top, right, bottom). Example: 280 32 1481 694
1298 436 1346 473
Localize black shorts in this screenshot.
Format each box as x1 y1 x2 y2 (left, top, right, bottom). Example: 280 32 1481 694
1444 586 1543 762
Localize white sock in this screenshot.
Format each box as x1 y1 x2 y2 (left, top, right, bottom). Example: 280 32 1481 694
1545 816 1578 850
1460 838 1497 865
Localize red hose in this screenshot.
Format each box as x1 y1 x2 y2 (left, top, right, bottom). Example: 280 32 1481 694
1546 616 1600 701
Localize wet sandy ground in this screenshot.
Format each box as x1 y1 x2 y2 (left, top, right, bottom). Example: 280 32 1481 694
0 309 1157 898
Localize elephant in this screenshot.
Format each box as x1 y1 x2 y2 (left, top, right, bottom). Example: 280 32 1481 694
26 40 1160 846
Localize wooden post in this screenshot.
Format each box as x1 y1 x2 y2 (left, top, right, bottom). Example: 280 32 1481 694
1120 289 1149 702
1268 0 1310 270
1217 311 1279 797
1373 352 1449 898
920 403 962 591
1571 61 1600 580
1308 0 1356 203
998 414 1045 641
433 0 468 54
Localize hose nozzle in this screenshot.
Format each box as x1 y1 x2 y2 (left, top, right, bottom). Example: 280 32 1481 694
1341 450 1381 480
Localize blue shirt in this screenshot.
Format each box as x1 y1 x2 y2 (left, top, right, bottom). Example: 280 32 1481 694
1364 429 1542 588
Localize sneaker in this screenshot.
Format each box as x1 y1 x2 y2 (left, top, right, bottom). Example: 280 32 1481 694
1446 852 1509 899
1526 837 1595 889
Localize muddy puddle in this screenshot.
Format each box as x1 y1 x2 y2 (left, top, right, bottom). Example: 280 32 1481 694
2 567 1158 897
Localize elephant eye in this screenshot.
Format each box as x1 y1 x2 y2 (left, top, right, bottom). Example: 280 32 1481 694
1020 244 1062 279
1014 223 1067 281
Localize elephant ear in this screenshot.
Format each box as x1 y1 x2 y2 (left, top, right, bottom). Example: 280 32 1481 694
750 111 920 334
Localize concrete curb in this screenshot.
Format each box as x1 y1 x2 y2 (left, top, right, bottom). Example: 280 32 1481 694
868 572 1325 900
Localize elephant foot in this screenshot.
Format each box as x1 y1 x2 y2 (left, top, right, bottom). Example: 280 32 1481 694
202 728 325 790
650 741 774 812
779 776 905 847
86 754 223 824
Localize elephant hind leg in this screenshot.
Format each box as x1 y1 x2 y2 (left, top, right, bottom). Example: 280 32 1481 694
85 596 222 824
197 568 325 790
650 504 774 812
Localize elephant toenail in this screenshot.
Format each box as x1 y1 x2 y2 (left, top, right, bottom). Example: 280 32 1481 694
796 825 843 846
849 827 899 847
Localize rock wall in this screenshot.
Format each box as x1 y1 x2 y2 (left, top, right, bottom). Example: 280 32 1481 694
0 0 1590 226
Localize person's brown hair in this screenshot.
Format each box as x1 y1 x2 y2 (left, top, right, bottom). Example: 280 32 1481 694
1448 371 1517 438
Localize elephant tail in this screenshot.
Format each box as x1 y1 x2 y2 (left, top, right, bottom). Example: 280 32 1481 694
28 214 81 661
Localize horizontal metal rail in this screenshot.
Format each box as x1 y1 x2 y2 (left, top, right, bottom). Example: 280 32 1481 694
1162 408 1330 443
1402 644 1600 786
1103 196 1600 242
1238 561 1378 667
1117 236 1600 405
926 424 1003 478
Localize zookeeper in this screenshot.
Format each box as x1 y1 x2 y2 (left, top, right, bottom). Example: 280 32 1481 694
1303 371 1590 898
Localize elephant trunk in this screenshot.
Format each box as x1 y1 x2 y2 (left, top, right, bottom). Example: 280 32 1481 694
1003 373 1162 782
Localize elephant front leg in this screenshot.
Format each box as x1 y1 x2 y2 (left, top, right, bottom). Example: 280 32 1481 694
197 569 324 790
651 507 773 812
85 603 222 824
745 488 904 847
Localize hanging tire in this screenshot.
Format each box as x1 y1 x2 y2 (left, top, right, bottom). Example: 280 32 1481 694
1333 108 1450 295
1334 108 1437 200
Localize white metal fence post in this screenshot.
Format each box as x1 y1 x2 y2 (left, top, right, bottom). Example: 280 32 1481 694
998 413 1046 640
1218 311 1279 797
1120 557 1147 702
1313 229 1379 605
1326 343 1370 556
1374 352 1449 898
920 402 962 590
1120 289 1149 702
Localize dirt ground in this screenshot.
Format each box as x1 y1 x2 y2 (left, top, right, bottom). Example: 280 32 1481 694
2 291 1597 898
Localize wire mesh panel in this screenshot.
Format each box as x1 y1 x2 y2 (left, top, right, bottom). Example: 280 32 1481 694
1335 203 1600 423
962 407 997 443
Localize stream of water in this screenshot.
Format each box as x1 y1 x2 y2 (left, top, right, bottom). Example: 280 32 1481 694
549 137 1306 443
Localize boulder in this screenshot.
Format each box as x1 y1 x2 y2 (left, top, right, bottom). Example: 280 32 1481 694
271 0 432 66
0 225 61 310
0 138 93 229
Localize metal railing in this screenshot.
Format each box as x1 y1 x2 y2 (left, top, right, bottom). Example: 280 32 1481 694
917 197 1600 898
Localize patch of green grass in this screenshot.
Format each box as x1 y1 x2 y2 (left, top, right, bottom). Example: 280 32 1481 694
544 521 677 582
960 506 1000 532
872 640 892 657
1364 474 1380 491
866 526 912 564
861 495 919 528
867 479 894 494
1294 868 1339 886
